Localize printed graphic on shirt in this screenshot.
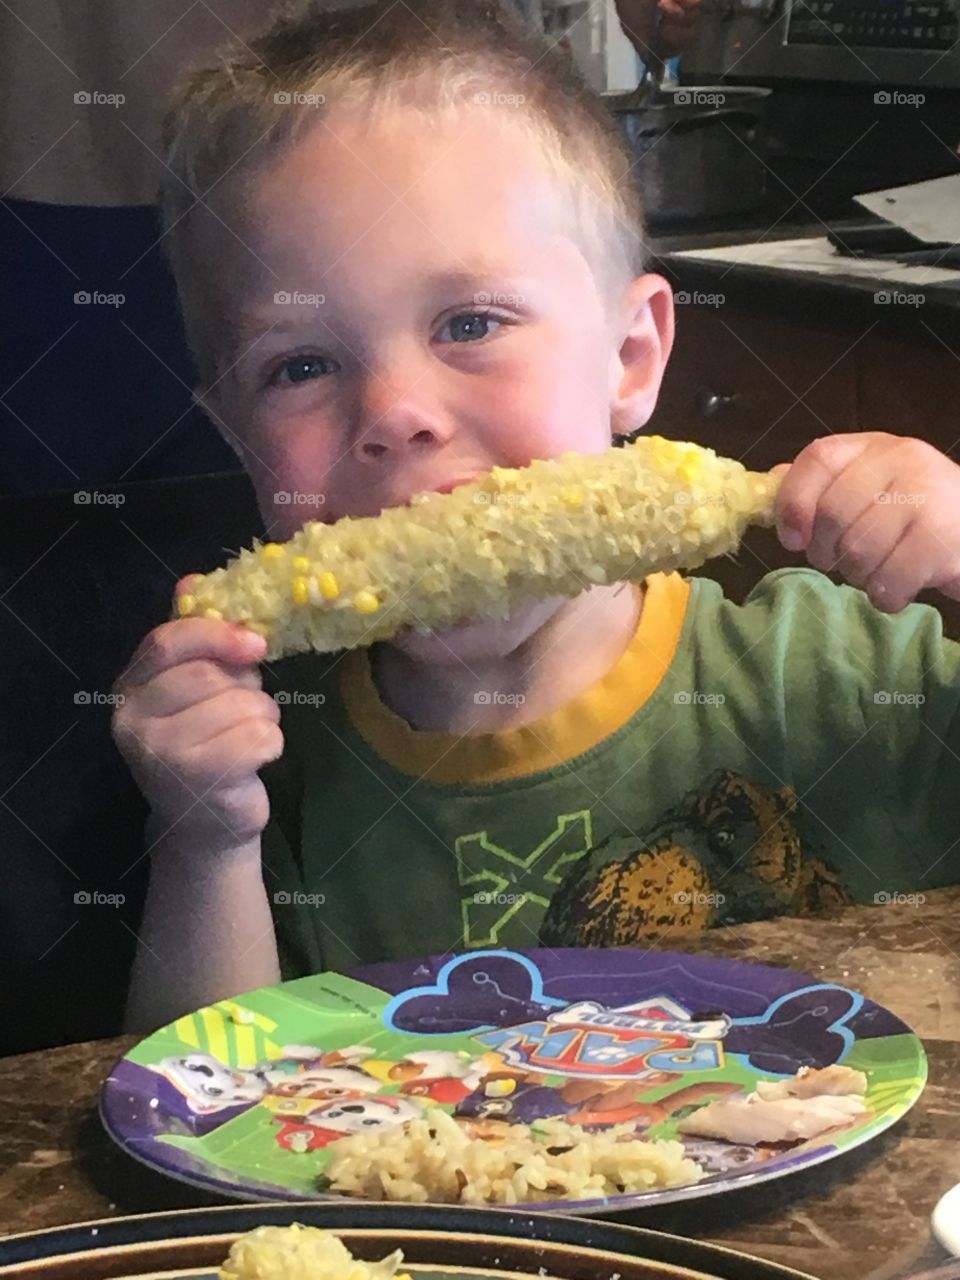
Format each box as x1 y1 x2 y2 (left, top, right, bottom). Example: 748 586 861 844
456 770 849 951
456 810 593 947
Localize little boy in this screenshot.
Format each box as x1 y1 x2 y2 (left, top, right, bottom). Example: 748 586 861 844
114 0 960 1031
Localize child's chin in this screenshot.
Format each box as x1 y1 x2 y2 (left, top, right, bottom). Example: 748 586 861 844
392 601 561 664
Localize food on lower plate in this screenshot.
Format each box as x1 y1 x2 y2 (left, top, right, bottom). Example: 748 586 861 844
321 1106 703 1204
678 1064 869 1145
219 1223 410 1280
176 437 781 660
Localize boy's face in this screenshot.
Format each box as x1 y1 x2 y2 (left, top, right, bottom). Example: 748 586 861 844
201 106 672 662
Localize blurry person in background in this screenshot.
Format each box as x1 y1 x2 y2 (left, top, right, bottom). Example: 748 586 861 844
0 0 696 497
0 1 268 495
613 0 702 58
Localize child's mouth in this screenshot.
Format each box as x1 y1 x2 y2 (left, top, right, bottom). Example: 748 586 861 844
430 475 481 495
377 474 484 516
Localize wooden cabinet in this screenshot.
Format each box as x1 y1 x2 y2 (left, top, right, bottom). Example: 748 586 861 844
654 307 858 469
653 297 960 635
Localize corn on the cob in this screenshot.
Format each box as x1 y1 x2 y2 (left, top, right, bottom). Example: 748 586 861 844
177 436 781 660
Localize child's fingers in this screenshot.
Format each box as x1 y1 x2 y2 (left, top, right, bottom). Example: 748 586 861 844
803 452 901 573
863 524 936 613
177 689 282 750
774 435 877 551
819 497 911 589
190 717 285 783
134 660 265 718
120 618 267 689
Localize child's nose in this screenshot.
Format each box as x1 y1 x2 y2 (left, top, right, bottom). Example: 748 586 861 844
355 368 450 458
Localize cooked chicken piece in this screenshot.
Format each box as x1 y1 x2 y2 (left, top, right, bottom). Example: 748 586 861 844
678 1093 867 1145
754 1065 868 1101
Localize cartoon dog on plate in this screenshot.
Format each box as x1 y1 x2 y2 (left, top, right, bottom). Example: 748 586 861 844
273 1093 425 1152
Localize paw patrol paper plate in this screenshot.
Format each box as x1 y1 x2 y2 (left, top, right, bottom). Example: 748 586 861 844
100 949 925 1212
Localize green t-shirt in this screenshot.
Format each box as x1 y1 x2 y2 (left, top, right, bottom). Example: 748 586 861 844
260 568 960 978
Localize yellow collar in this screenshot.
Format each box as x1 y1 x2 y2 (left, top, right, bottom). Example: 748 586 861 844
340 572 691 785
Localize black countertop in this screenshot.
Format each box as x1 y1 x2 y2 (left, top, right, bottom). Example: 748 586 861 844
647 216 960 337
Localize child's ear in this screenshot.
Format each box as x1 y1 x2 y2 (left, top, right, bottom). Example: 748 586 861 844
609 274 675 436
192 385 247 464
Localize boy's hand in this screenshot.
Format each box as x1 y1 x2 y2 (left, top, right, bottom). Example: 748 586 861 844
772 433 960 613
112 576 283 853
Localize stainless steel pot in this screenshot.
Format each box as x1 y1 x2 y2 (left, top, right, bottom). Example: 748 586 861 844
608 85 772 227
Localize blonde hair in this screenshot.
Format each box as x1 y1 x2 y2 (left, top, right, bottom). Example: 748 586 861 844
159 0 648 390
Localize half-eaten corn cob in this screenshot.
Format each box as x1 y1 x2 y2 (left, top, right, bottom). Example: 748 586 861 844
177 436 780 660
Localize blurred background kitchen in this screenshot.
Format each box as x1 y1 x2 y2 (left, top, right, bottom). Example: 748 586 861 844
0 0 957 1056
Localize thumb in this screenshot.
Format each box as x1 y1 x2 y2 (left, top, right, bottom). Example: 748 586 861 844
173 573 204 603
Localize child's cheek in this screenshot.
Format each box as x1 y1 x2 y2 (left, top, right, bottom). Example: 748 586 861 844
241 419 337 538
490 348 611 462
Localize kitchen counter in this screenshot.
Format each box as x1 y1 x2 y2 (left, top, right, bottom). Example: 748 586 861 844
648 220 960 334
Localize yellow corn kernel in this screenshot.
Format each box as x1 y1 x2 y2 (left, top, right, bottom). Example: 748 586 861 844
203 607 223 620
560 488 582 506
177 593 197 617
353 590 380 614
291 575 310 606
260 542 285 559
292 555 311 574
679 452 702 482
318 571 340 600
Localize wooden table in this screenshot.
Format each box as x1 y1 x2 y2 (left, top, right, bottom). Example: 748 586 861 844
4 890 960 1278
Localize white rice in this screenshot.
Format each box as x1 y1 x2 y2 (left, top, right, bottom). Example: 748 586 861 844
324 1109 703 1205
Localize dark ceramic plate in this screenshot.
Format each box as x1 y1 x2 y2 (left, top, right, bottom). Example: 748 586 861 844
0 1202 814 1280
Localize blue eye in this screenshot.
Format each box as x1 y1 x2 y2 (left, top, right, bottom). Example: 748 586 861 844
270 353 339 387
438 311 502 344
